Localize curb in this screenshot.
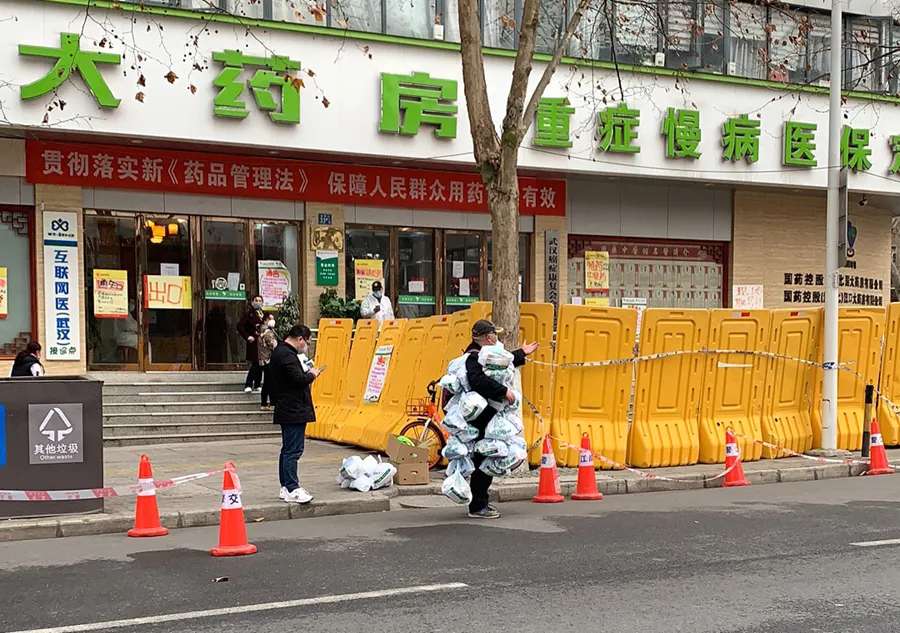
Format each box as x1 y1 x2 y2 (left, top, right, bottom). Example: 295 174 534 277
0 492 394 543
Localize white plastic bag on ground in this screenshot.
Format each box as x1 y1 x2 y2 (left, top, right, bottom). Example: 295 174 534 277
371 463 397 490
439 373 462 395
459 391 488 422
446 456 475 478
442 471 472 505
474 438 510 458
478 343 514 369
340 455 365 481
349 474 374 492
441 435 470 460
361 455 380 478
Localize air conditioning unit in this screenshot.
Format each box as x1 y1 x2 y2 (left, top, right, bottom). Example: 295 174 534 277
433 23 445 40
654 52 666 67
727 61 737 75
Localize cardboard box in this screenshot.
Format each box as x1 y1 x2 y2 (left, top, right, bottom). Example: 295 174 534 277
386 435 430 486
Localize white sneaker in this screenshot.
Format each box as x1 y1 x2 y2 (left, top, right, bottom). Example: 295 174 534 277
244 387 253 393
283 487 313 504
253 387 262 393
278 486 289 501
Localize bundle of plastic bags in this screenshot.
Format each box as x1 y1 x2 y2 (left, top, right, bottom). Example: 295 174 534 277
438 343 526 504
337 455 396 492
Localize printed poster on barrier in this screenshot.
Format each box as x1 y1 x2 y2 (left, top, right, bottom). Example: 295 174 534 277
258 260 292 309
354 259 384 301
0 267 7 319
733 284 764 309
92 269 128 318
584 250 610 302
363 344 393 403
143 275 192 309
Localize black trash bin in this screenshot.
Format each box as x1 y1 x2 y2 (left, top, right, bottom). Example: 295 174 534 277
0 376 103 518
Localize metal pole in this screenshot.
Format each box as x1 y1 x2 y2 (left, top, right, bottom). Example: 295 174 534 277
821 0 842 451
862 384 874 457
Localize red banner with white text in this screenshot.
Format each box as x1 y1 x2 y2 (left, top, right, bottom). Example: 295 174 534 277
26 141 565 216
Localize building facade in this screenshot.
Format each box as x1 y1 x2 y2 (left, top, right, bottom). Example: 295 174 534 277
0 0 898 375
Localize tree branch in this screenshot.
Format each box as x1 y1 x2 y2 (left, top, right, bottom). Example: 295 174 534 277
457 0 500 170
501 0 539 145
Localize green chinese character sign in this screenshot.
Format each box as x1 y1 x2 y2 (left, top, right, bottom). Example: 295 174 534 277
19 33 121 108
597 102 640 154
212 50 301 124
661 108 701 159
722 114 760 163
841 126 872 172
380 71 458 139
890 136 900 176
534 97 575 148
783 121 817 167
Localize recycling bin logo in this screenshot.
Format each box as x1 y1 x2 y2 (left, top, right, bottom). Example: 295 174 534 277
28 403 84 464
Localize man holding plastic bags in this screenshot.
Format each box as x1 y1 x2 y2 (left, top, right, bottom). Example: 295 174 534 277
453 319 537 519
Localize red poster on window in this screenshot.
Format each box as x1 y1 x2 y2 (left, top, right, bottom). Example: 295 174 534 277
26 140 565 216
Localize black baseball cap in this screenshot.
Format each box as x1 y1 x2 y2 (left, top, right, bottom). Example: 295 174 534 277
472 319 505 338
372 280 383 291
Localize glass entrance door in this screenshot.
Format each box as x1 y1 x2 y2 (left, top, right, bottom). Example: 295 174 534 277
397 229 435 317
444 232 482 313
141 216 193 370
202 219 250 369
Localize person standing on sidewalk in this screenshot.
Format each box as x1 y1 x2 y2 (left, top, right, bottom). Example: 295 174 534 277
463 320 537 519
237 295 265 393
257 315 279 410
268 324 319 504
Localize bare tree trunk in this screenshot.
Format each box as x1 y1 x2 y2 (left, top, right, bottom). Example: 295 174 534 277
487 149 521 348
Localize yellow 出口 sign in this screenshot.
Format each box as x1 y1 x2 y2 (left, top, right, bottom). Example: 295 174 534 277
144 275 192 310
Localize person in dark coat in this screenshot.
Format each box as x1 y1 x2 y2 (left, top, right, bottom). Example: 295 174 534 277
10 341 44 377
268 324 319 504
464 319 538 519
237 295 265 392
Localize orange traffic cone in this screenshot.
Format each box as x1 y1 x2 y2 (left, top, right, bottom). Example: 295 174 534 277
211 462 257 557
533 436 564 503
865 419 895 476
127 455 169 538
571 434 603 501
723 429 750 488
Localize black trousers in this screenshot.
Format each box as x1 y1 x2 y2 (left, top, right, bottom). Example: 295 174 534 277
278 423 307 491
260 363 271 406
468 409 495 513
245 360 262 389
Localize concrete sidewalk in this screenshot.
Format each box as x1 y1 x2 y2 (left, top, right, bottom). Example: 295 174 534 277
1 438 897 542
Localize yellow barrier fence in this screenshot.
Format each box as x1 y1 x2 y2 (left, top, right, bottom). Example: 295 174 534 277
629 309 708 468
878 303 900 445
323 319 379 443
760 308 821 457
307 318 353 440
698 309 770 463
551 305 637 468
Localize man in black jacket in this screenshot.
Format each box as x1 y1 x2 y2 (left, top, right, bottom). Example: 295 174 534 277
268 324 319 504
465 319 538 519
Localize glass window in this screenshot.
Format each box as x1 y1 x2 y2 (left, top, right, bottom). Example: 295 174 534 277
386 0 435 39
891 23 900 94
663 0 695 69
330 0 382 32
486 233 529 302
614 0 659 65
397 230 435 318
254 223 299 310
845 17 886 92
443 0 461 42
728 2 767 79
444 232 481 313
767 7 805 83
346 227 390 302
483 0 517 49
536 0 565 54
806 12 832 86
144 216 192 367
569 0 612 60
85 214 138 367
696 0 726 73
220 0 264 19
0 209 34 359
202 220 248 367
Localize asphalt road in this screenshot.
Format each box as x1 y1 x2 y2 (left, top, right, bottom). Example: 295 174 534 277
3 477 900 633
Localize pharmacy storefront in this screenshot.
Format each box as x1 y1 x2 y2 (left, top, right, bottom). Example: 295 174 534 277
0 0 898 375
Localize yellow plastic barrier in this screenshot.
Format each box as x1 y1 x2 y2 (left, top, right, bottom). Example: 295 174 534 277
388 314 455 437
459 302 556 465
760 308 821 457
878 303 900 445
811 307 885 450
337 319 410 449
629 309 709 468
698 310 770 463
444 309 474 367
325 319 380 443
551 305 637 469
308 318 353 439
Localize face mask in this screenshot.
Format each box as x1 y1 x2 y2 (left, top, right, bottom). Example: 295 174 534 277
267 320 276 328
252 302 262 309
373 291 383 299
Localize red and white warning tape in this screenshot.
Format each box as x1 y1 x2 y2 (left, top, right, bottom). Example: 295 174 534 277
0 466 233 502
